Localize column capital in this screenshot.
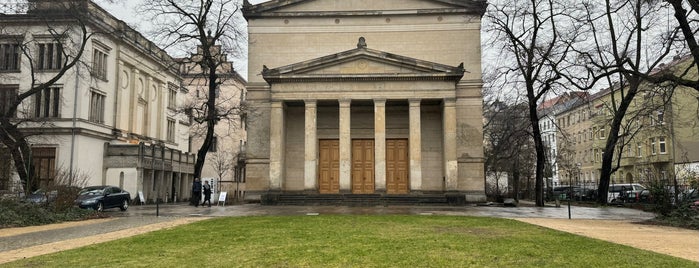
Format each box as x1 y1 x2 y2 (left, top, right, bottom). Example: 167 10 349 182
132 69 140 74
271 100 284 108
304 99 317 107
339 98 351 107
443 98 456 106
409 98 421 106
374 98 387 105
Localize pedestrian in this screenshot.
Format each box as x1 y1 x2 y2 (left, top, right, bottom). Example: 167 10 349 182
192 178 202 207
201 180 212 207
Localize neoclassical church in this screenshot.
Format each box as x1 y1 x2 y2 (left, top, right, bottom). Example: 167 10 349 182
243 0 487 203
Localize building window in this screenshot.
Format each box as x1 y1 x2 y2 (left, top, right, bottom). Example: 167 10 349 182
650 138 656 155
37 42 63 70
209 136 218 152
91 49 108 80
34 87 60 118
599 127 605 139
0 84 18 117
32 147 56 189
0 43 20 71
627 145 633 157
167 118 175 142
656 111 664 125
168 87 177 109
636 142 642 158
89 90 105 123
659 137 667 154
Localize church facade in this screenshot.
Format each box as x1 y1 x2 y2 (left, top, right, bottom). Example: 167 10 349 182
243 0 487 203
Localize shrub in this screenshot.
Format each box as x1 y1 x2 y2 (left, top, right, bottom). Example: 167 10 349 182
0 199 97 228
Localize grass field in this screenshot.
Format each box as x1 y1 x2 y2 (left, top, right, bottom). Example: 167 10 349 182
5 215 696 267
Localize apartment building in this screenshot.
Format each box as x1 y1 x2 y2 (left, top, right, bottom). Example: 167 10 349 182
553 56 699 188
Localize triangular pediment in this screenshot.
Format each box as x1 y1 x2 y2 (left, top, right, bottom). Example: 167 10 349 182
262 38 465 83
244 0 487 18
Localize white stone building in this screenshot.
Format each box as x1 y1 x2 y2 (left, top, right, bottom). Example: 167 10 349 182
0 0 194 202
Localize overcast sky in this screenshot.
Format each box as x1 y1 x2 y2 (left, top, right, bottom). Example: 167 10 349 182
97 0 261 78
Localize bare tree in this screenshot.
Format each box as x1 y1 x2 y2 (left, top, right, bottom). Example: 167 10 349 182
140 0 246 182
0 1 92 193
207 150 234 182
484 100 536 201
567 0 684 204
662 0 698 90
485 0 582 206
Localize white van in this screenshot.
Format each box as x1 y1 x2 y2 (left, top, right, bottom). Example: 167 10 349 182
608 183 646 203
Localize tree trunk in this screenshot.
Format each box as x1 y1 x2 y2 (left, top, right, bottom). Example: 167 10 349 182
0 119 32 193
597 80 640 204
527 89 546 206
193 59 219 181
513 158 520 201
668 0 699 89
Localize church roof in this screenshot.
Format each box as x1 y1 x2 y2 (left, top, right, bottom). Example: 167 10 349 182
261 37 465 83
243 0 488 18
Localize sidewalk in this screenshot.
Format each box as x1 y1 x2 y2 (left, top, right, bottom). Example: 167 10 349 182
0 203 696 264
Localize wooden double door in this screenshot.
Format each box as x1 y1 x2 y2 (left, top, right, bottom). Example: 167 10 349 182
385 139 409 194
318 139 408 194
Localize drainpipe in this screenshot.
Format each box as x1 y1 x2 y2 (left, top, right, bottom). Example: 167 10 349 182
69 63 80 184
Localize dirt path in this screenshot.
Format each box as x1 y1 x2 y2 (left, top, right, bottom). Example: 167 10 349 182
0 217 209 264
516 218 699 262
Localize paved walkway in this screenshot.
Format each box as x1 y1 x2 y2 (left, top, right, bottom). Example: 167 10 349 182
0 203 696 264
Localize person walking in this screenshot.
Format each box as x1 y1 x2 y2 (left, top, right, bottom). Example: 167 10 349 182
201 180 212 207
192 178 202 207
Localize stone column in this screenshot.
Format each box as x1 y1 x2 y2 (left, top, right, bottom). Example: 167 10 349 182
146 77 154 137
409 99 422 191
115 61 124 130
443 98 458 191
374 99 386 192
304 100 318 192
130 69 140 133
339 99 352 192
269 101 285 191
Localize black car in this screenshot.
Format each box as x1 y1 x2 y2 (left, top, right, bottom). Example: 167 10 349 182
75 186 131 212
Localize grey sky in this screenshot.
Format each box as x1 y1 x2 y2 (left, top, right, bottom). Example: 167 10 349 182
97 0 257 78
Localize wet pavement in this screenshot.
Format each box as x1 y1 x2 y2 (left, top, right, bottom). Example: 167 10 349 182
121 201 656 221
0 202 657 256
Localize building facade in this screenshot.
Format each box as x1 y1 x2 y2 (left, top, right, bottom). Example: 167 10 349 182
538 92 589 187
552 56 699 189
0 0 195 202
178 42 248 203
243 0 488 202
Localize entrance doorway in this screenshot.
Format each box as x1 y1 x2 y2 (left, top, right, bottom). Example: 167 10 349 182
352 139 375 194
386 139 409 194
318 140 340 193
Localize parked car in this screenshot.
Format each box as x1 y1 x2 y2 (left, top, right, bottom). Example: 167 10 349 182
25 189 57 204
25 186 81 205
75 186 130 212
608 183 646 203
548 186 581 201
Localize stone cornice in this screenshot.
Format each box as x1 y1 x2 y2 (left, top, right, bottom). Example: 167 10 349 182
243 0 488 19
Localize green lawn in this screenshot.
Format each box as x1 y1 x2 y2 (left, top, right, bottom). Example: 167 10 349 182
5 215 695 267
